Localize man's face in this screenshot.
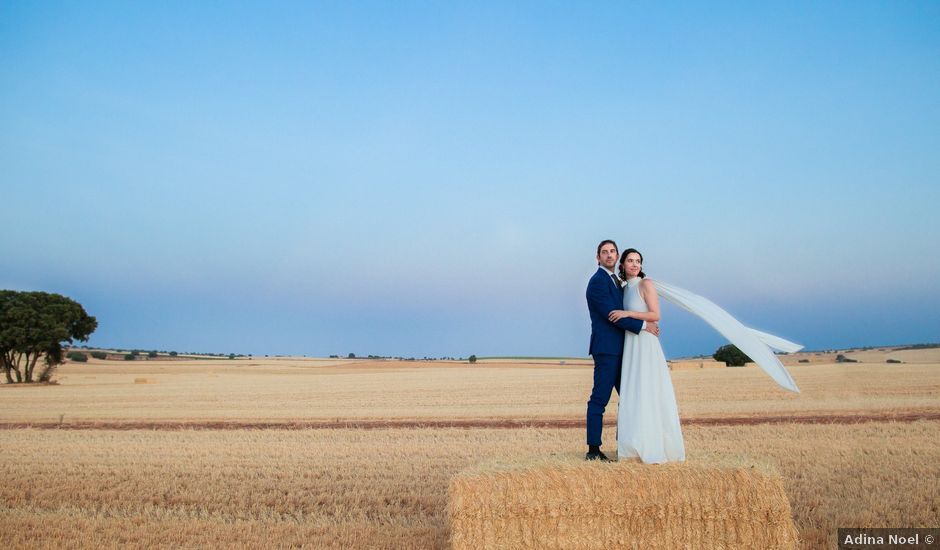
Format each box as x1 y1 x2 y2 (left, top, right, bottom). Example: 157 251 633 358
597 243 618 270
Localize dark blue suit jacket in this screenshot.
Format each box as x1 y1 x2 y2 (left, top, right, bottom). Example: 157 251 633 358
587 267 644 356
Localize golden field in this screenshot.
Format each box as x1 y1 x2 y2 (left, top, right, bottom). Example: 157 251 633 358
3 348 940 424
1 347 939 549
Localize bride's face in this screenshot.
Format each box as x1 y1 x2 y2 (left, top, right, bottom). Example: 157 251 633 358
622 252 642 278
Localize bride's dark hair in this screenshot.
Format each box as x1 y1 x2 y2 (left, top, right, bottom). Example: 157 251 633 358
618 248 646 280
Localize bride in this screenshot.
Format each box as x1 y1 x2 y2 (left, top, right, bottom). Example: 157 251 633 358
608 248 685 463
608 248 801 463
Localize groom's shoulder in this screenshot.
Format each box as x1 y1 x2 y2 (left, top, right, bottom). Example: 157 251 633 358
587 268 606 287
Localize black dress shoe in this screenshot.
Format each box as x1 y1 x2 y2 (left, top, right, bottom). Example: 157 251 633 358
585 449 612 461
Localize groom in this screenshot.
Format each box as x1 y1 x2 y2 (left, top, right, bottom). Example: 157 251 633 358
585 239 659 461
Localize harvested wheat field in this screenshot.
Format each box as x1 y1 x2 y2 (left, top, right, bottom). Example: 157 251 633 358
1 348 939 548
4 348 940 424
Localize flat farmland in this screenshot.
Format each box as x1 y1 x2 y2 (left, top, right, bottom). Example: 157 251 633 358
2 349 939 549
3 352 940 424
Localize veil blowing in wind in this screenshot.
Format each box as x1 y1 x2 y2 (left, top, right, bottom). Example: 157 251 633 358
653 280 801 393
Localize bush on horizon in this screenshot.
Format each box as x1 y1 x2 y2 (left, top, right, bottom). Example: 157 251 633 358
713 344 752 367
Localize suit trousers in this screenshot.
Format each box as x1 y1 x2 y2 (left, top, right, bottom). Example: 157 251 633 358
586 352 621 446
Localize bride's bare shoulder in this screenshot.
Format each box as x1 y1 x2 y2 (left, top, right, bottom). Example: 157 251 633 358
639 278 658 293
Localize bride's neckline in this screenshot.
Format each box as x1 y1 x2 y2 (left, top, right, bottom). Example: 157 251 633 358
625 276 642 288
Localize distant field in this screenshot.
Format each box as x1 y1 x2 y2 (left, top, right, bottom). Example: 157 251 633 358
1 347 937 549
3 350 938 424
780 346 940 365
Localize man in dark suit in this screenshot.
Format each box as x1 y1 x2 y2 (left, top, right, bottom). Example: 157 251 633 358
585 239 659 461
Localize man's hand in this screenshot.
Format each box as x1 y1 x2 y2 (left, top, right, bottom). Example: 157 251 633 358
608 310 631 322
644 321 660 337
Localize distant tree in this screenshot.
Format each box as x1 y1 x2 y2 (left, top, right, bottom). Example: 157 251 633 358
468 355 477 364
124 354 136 361
131 350 140 357
348 353 356 359
90 351 108 360
169 351 178 357
148 351 158 358
713 344 751 367
0 290 97 383
67 351 88 363
228 353 236 359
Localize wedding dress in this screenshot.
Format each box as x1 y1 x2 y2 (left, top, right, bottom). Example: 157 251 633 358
616 278 801 463
616 277 685 463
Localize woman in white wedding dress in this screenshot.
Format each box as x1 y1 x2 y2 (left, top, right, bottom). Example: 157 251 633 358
608 248 685 463
607 248 802 464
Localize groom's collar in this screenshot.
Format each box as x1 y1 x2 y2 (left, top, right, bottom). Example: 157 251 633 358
599 266 616 276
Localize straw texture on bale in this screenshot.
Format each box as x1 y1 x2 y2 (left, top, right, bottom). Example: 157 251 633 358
449 456 798 549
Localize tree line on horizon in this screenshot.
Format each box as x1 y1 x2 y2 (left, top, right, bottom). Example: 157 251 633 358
5 288 934 384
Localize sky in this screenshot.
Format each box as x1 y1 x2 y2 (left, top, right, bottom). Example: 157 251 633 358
2 1 938 358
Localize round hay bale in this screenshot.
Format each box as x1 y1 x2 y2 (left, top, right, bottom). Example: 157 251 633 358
449 455 798 549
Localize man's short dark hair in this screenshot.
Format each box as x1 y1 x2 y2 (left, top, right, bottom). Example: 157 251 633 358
597 239 618 256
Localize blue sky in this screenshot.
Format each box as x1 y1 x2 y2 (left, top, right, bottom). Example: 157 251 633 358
2 1 938 358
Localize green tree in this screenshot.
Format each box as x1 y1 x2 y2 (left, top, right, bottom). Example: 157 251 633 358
712 344 752 367
468 355 477 364
90 351 108 360
67 351 88 362
148 350 158 358
0 291 97 383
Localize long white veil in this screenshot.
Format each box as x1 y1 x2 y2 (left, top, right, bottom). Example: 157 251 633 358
653 280 801 393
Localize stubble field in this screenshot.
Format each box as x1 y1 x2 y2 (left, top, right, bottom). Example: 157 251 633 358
2 347 939 549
